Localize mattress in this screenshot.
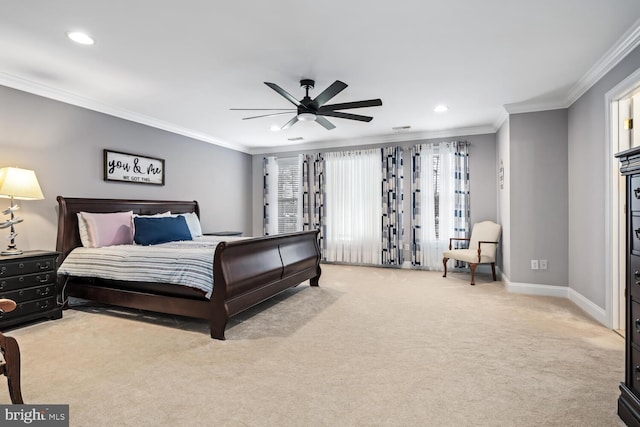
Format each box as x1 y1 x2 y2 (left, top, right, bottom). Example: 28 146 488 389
58 236 245 298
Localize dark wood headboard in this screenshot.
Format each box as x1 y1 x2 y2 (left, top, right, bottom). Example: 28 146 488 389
55 196 199 261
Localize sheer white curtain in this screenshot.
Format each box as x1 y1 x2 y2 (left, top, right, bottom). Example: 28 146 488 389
324 149 382 264
412 142 467 269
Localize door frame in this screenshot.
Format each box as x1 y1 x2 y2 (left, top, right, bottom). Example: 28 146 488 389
606 67 640 330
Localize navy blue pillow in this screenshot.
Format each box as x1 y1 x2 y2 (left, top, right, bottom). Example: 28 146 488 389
134 216 193 245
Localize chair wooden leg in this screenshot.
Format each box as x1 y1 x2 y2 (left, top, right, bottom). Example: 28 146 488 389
470 263 478 286
442 257 449 277
0 334 23 404
491 263 497 281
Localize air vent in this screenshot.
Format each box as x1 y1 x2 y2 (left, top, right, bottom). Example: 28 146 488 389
392 126 411 131
288 137 304 141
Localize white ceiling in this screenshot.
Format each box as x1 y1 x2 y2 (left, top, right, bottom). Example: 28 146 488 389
2 1 640 154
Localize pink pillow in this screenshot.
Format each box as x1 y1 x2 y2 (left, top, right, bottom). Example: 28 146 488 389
80 211 134 248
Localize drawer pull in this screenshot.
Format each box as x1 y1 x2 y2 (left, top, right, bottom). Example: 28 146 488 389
0 281 5 290
36 287 51 296
37 301 49 310
36 262 51 271
636 365 640 382
635 229 640 239
0 266 5 276
635 188 640 199
36 274 50 283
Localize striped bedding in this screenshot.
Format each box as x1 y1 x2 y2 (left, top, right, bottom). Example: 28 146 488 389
58 236 245 299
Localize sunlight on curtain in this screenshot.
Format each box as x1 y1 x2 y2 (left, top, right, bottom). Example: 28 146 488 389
324 149 382 264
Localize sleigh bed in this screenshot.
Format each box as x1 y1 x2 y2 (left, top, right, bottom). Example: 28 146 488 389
55 196 321 340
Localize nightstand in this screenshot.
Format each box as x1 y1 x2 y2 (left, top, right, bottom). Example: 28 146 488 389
0 250 61 329
203 231 243 237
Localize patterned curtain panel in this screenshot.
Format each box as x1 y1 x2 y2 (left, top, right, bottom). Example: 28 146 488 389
262 156 278 236
451 141 471 268
381 146 404 266
302 153 326 255
411 141 470 269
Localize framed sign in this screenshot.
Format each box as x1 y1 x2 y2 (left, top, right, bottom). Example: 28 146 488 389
104 150 165 185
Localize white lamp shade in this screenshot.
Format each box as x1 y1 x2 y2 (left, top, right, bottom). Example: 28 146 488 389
0 167 44 200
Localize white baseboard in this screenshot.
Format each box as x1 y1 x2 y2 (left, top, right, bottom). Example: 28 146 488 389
504 280 569 298
500 272 608 327
568 287 609 327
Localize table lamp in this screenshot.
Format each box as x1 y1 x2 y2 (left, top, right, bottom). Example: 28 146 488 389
0 167 44 255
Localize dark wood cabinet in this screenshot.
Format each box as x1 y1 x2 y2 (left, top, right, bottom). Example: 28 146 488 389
0 250 61 330
617 146 640 426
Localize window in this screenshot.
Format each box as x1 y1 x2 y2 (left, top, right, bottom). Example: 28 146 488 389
276 157 302 234
263 156 303 235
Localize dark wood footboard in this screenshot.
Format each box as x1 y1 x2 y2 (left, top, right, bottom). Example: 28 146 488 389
210 230 321 339
55 196 321 340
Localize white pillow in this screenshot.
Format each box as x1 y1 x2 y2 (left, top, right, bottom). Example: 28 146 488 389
77 213 91 247
133 211 171 218
178 212 203 238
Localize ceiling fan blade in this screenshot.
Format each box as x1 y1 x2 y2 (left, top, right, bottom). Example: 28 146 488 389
315 116 336 130
264 82 302 107
281 116 299 130
242 112 295 120
312 80 348 108
318 111 373 122
318 99 383 112
231 108 296 111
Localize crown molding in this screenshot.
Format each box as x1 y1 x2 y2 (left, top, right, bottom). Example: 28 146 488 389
565 17 640 107
248 125 496 155
0 73 251 154
502 18 640 115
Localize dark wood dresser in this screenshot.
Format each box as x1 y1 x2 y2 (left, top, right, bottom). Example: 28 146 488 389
0 250 61 330
617 146 640 426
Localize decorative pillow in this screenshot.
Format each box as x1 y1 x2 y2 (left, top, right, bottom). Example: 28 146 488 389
179 212 203 238
134 215 193 245
80 211 134 248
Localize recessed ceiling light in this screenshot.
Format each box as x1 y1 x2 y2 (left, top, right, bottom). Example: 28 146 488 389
67 31 95 45
434 105 449 113
270 125 280 132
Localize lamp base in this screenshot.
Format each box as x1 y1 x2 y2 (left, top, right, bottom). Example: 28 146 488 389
1 247 23 256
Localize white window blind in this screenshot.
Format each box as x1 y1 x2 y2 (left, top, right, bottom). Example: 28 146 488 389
276 157 302 234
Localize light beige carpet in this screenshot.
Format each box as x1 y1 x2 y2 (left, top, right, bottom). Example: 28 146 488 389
0 265 626 427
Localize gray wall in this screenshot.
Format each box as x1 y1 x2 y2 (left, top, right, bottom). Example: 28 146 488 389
509 109 568 285
496 119 510 278
0 86 252 252
250 133 498 262
568 44 640 308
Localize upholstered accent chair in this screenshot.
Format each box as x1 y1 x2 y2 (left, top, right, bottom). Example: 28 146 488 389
442 221 501 286
0 299 23 404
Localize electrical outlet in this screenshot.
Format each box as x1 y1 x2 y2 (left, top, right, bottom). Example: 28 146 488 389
540 259 548 270
531 259 539 270
404 243 410 250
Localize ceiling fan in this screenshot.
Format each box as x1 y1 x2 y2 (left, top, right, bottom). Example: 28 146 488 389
231 79 382 130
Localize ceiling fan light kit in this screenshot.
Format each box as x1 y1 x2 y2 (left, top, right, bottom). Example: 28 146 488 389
231 79 382 131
